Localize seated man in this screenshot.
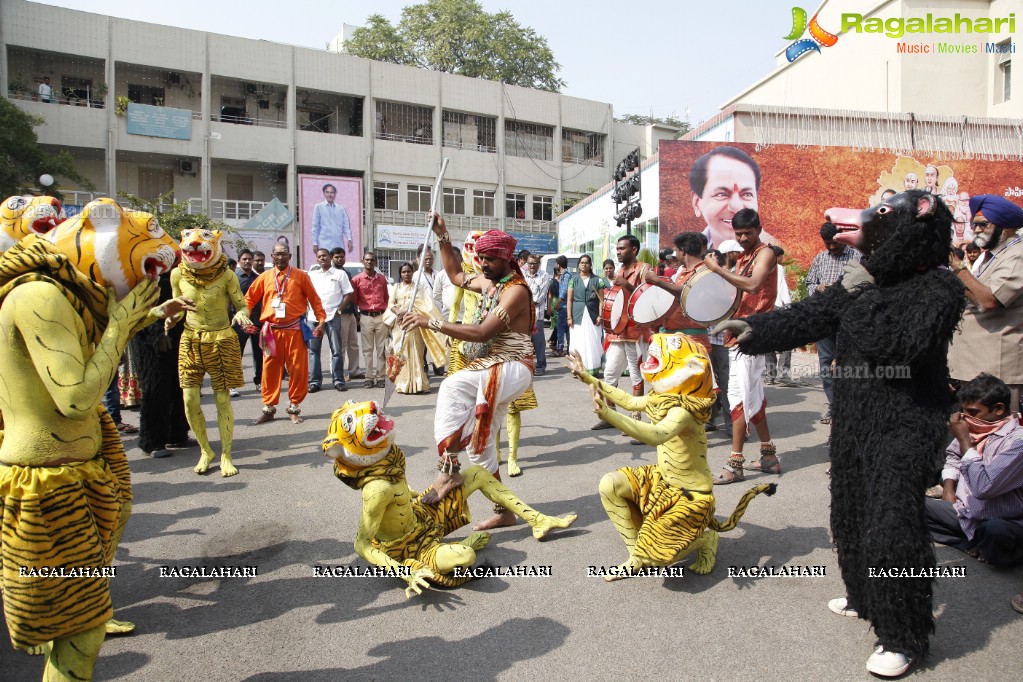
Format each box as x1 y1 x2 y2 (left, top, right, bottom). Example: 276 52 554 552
926 373 1023 566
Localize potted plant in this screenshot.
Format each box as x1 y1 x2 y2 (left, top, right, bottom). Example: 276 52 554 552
8 74 28 97
93 81 108 107
153 96 164 107
115 95 130 117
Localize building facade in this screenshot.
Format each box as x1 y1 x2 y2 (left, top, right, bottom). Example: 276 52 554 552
1 0 664 270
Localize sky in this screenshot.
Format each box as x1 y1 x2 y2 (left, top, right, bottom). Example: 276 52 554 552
36 0 798 126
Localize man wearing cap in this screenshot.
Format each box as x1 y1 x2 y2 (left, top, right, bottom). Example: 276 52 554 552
401 215 535 531
948 195 1023 409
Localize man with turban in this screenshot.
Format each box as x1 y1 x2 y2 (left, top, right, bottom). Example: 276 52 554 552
400 218 536 531
949 194 1023 409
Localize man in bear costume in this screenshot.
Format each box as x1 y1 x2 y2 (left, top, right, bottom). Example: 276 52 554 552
716 190 965 677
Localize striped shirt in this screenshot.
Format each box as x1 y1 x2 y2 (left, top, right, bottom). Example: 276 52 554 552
805 247 862 295
942 419 1023 541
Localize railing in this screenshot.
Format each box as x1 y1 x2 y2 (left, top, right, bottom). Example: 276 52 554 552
7 91 105 108
563 155 605 168
57 190 108 206
441 139 498 154
371 210 550 233
210 114 287 129
183 199 286 220
376 132 433 145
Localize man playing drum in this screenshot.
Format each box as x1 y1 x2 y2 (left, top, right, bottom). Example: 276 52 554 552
702 209 781 482
643 232 714 354
592 235 649 431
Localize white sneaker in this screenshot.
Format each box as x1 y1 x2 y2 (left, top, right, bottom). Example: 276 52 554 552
866 646 911 677
827 597 859 617
229 388 240 397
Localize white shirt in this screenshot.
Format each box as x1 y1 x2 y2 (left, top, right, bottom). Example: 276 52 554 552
307 265 353 322
38 82 52 100
775 263 791 307
433 269 456 319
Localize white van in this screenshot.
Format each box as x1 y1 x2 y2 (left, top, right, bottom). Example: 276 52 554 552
539 253 586 278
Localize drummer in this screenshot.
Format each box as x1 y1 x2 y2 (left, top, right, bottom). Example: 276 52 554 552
591 235 649 431
643 232 712 354
702 208 781 484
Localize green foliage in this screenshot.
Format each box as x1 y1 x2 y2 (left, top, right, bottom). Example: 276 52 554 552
0 98 93 200
117 191 247 253
637 247 658 268
346 0 565 92
783 257 810 302
115 96 130 117
615 113 691 139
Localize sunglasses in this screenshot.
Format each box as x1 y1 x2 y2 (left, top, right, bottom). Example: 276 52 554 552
971 220 991 229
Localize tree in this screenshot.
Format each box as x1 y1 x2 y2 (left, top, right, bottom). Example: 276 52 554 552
0 98 93 200
615 113 691 139
345 0 565 92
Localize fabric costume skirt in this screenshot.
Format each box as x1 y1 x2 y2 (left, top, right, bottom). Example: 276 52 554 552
178 326 245 391
620 464 715 566
118 340 142 408
372 486 473 588
449 342 537 415
0 409 131 649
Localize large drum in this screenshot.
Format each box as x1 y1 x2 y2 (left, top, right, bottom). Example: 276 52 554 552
679 268 741 326
601 285 629 335
628 282 675 328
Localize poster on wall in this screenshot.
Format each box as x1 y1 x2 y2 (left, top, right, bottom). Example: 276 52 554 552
659 141 1023 268
298 174 363 268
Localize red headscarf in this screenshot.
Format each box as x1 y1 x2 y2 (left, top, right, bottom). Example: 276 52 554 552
474 230 517 261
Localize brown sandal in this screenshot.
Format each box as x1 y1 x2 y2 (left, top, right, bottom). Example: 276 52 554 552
713 454 745 485
1012 592 1023 615
747 443 781 474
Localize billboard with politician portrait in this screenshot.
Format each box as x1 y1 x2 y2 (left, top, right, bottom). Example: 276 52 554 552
299 174 363 268
658 140 1023 268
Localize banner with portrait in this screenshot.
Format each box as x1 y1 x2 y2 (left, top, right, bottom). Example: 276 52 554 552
298 174 363 268
658 140 1023 267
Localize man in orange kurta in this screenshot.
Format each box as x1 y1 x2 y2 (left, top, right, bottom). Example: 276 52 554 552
245 243 326 425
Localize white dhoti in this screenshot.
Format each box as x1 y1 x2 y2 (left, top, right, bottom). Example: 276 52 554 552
727 347 766 433
435 361 533 472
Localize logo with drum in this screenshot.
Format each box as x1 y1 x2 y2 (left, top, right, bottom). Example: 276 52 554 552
784 6 839 62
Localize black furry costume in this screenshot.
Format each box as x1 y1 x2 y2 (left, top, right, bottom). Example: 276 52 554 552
737 191 965 659
137 273 189 452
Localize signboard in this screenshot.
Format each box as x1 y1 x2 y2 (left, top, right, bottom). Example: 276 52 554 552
299 174 363 266
242 197 293 232
125 103 193 140
376 224 429 250
508 231 557 255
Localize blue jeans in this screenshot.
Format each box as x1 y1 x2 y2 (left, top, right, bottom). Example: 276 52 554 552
103 377 121 423
308 315 344 386
531 322 547 372
556 307 569 352
817 335 837 406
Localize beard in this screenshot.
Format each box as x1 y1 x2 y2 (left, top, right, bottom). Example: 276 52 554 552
974 226 1002 250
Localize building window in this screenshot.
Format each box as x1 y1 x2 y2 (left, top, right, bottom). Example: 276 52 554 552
442 111 497 153
408 184 432 212
127 83 165 106
473 189 495 216
506 192 526 219
60 76 93 104
443 187 466 215
561 129 606 166
374 182 398 210
376 101 433 144
996 40 1012 103
505 121 554 160
532 195 553 221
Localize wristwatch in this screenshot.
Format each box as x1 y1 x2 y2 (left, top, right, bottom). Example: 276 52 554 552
954 263 969 274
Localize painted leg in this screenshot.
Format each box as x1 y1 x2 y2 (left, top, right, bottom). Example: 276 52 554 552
43 624 104 682
183 386 215 474
599 471 644 582
495 425 502 466
507 412 522 477
104 500 135 635
462 466 577 538
677 528 719 574
433 543 479 574
212 389 237 477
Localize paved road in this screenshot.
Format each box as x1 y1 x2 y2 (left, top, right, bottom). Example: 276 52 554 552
5 352 1022 681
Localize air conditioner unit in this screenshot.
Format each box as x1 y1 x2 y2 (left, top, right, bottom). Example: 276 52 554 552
178 159 194 174
275 169 287 183
245 83 258 94
168 72 181 85
257 99 270 110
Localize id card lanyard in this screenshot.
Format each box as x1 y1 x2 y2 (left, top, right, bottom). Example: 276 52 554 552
273 267 291 318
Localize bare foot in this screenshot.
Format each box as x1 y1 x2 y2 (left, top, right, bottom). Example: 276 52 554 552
251 411 274 426
194 451 215 475
472 508 517 531
421 471 463 505
508 458 522 477
289 413 304 424
461 531 491 551
605 557 642 582
530 513 578 539
105 618 135 635
220 458 238 477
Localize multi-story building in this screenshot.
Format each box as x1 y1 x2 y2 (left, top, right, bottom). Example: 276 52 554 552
1 0 668 270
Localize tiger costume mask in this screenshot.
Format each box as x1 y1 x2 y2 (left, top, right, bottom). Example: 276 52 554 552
179 228 222 269
462 230 486 274
0 195 67 252
641 333 713 399
323 401 396 470
45 198 179 299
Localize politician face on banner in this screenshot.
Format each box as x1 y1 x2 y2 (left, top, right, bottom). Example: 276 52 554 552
689 146 761 248
300 174 362 268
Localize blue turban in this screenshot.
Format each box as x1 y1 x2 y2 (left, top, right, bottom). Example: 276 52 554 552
969 195 1023 229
